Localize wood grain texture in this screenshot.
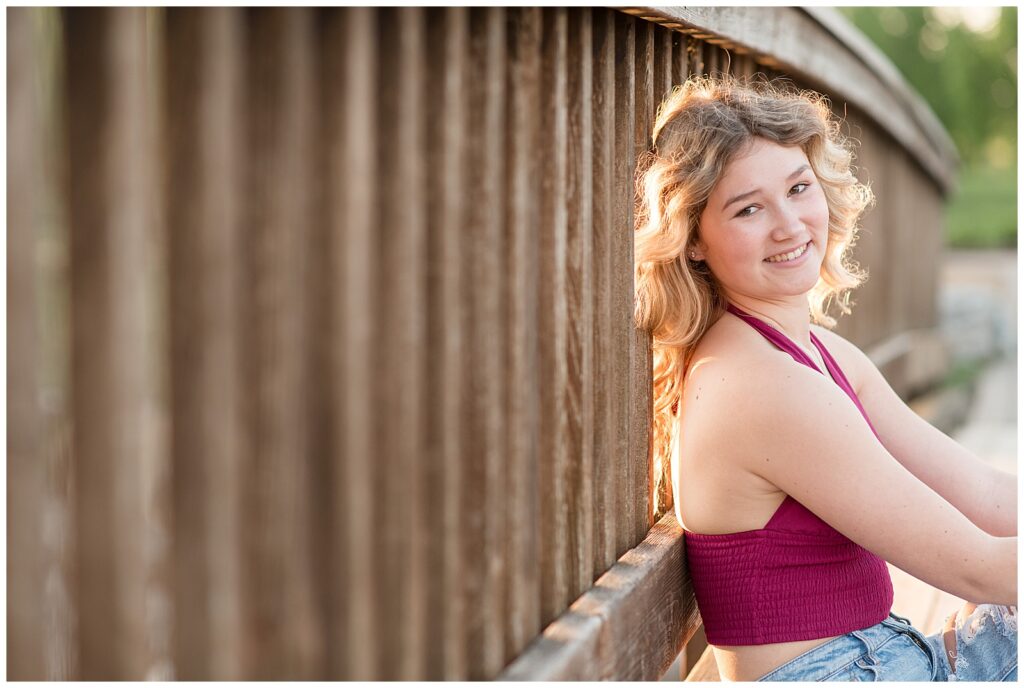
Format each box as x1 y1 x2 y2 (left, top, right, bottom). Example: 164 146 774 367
632 16 654 537
498 513 700 680
313 8 342 680
7 7 46 680
565 6 595 604
239 8 320 678
589 7 618 579
370 7 428 680
164 8 245 680
688 33 705 75
504 5 542 669
653 24 673 108
611 11 635 559
671 30 689 86
537 6 571 628
65 7 163 679
337 7 378 680
462 7 508 679
423 6 471 680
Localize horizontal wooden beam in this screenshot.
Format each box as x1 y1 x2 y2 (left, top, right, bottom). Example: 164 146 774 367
621 6 959 196
498 512 700 680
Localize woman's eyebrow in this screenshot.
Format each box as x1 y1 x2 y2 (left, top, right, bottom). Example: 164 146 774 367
721 164 811 211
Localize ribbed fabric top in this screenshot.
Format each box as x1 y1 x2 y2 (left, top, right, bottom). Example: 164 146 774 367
682 303 893 646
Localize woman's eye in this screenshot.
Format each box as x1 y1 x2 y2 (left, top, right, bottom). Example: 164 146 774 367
733 182 811 218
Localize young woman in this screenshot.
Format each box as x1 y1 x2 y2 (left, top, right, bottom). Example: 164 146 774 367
633 74 1017 681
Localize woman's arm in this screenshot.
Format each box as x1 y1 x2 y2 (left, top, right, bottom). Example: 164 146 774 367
969 535 1018 606
706 357 1014 605
816 327 1017 537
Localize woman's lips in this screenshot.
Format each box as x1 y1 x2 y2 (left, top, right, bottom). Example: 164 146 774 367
764 240 811 266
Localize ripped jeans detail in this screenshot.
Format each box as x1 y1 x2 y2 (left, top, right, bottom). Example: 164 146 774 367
940 604 1018 682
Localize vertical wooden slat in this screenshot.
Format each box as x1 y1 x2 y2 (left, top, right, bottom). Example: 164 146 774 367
611 11 635 558
893 150 913 335
688 35 705 76
240 8 320 678
316 7 342 680
65 7 161 679
336 6 377 680
842 110 880 345
423 6 471 679
653 25 673 106
589 7 618 578
538 6 570 626
671 30 689 86
566 6 595 601
29 9 78 679
402 9 429 680
633 17 655 536
8 7 46 680
309 12 338 682
165 8 245 679
459 6 507 679
504 5 542 666
369 6 427 680
883 140 903 339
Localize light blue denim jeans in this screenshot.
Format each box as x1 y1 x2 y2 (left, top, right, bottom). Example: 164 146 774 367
756 606 1018 681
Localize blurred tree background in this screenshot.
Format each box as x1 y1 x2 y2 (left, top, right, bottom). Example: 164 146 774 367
838 6 1017 248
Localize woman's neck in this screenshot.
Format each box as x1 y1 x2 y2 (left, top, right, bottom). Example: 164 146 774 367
726 296 813 351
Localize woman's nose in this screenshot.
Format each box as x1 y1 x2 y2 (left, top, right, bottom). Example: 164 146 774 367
770 203 804 240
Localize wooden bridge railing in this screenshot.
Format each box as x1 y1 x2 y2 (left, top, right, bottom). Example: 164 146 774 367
7 6 956 681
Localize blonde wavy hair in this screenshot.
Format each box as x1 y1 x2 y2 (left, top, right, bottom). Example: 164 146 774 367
633 73 875 519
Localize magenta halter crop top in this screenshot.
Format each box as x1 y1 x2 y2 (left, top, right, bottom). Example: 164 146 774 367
681 303 893 646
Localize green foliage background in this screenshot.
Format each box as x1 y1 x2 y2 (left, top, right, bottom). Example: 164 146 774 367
837 7 1017 248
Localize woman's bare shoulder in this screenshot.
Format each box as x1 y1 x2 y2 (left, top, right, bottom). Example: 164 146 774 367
682 314 807 435
687 312 790 382
809 324 869 393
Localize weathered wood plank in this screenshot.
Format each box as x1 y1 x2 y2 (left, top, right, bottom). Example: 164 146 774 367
462 7 508 679
336 6 378 680
611 11 635 558
688 33 705 75
422 6 470 680
632 16 654 535
164 9 246 680
538 6 571 627
653 24 673 107
671 30 689 86
565 6 595 602
8 7 46 680
504 5 542 668
498 513 699 680
239 8 320 678
65 7 161 679
370 6 427 680
589 7 618 577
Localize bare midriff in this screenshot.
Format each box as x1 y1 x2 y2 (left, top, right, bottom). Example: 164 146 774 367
712 634 844 681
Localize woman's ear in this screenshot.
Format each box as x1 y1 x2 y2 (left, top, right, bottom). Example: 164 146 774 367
687 244 706 262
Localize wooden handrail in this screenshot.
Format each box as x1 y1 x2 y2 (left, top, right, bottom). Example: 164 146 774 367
499 512 701 680
622 6 959 195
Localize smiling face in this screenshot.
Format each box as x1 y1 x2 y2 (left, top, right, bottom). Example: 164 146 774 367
693 137 830 304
